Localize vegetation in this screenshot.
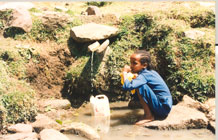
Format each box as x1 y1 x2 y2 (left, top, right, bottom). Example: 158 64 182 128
104 9 215 103
86 1 112 7
0 2 215 127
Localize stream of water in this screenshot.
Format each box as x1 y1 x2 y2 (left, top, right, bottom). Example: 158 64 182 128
65 101 215 140
90 51 94 94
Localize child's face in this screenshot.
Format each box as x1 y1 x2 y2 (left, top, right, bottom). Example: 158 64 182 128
130 54 146 73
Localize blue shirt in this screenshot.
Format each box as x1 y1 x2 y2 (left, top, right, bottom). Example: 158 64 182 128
123 69 172 108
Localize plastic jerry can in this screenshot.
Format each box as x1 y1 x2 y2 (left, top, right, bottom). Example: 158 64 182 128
90 94 110 116
120 72 136 94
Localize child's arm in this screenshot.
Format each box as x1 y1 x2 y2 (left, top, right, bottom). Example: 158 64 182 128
122 74 147 91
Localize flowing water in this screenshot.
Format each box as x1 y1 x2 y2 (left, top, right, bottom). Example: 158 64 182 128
90 51 94 93
65 101 215 140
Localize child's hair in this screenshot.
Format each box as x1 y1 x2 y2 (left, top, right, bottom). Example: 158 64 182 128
134 50 153 70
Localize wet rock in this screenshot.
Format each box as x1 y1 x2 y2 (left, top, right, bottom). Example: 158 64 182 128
85 6 102 16
70 23 118 43
40 129 69 140
184 30 205 40
61 122 100 140
0 132 38 140
0 2 35 10
144 104 208 130
88 41 101 52
7 123 33 133
31 114 61 133
43 99 71 109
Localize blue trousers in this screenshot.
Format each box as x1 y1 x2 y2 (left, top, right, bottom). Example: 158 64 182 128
132 84 172 119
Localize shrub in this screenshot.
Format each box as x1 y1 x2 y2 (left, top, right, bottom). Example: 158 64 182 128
1 91 37 123
0 62 37 125
86 1 112 7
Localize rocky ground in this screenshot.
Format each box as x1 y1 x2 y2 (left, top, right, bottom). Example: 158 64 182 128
0 1 215 140
0 95 215 140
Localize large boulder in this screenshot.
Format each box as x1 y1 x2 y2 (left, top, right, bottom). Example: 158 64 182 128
0 8 32 33
144 105 208 130
85 6 102 16
144 95 209 130
70 23 119 43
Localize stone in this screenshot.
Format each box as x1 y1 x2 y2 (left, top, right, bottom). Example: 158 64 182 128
0 8 32 33
41 11 71 31
43 99 71 109
208 121 215 133
0 132 38 140
54 6 68 12
40 129 69 140
85 6 102 16
0 2 35 11
207 108 215 121
78 13 120 25
144 104 208 130
101 13 120 24
178 95 208 113
184 30 205 40
70 23 118 43
7 123 33 133
31 114 61 133
96 39 110 53
88 41 101 52
61 122 100 140
204 98 215 111
198 2 215 7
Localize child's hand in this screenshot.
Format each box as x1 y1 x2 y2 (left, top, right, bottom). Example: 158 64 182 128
122 65 131 73
132 73 138 79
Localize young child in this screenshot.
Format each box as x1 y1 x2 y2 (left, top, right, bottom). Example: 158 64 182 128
122 50 172 125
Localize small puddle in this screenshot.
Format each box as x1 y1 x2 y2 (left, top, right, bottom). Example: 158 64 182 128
65 101 215 140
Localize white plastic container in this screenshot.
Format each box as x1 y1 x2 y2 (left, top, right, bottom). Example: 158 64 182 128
90 94 110 116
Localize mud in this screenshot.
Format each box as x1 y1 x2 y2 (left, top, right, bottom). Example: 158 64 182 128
26 47 73 99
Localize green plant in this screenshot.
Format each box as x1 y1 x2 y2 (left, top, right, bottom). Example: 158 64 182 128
0 9 13 30
86 1 112 7
0 62 37 125
1 91 37 123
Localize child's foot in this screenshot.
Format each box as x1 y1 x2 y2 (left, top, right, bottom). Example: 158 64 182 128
135 115 154 125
